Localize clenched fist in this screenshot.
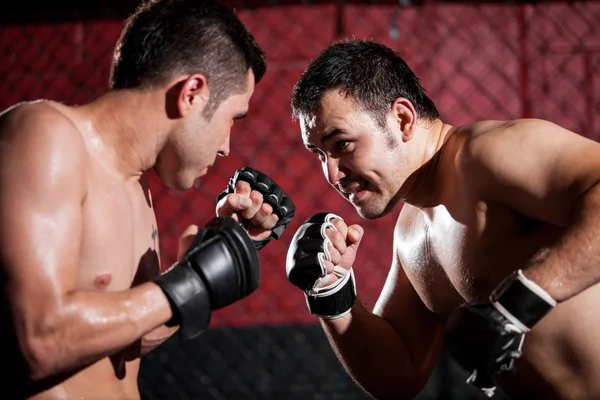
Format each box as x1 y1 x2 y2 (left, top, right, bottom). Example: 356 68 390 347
217 166 295 250
286 213 363 318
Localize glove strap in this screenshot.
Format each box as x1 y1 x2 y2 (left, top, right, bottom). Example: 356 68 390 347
305 267 356 319
154 264 212 340
490 269 556 333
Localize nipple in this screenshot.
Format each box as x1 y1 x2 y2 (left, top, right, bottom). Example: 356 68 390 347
93 274 112 288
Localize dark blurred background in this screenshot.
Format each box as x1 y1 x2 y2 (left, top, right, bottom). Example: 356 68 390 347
2 0 599 398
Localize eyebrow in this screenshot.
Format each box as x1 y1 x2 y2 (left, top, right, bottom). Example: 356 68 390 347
234 112 247 120
321 128 345 145
304 128 345 150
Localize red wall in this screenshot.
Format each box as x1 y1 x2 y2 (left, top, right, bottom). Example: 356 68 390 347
1 2 599 327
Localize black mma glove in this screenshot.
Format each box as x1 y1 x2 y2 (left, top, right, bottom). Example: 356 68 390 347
286 213 356 319
217 166 295 251
154 216 260 340
444 269 556 397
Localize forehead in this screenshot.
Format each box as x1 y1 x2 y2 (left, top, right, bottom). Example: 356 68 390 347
299 90 359 144
246 69 255 96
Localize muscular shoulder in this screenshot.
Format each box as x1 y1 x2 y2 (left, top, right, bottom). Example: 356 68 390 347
457 118 563 164
0 101 89 193
1 101 87 158
453 118 587 207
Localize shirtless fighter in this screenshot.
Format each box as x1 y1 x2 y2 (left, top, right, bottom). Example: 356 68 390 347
286 40 600 399
0 0 294 399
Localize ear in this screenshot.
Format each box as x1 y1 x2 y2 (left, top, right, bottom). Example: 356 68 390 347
175 74 210 117
390 98 417 143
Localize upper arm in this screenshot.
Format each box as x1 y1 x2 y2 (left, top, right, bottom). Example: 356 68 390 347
0 105 87 327
459 119 600 225
373 225 445 379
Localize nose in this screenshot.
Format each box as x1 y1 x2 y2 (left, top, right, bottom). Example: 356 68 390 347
218 135 231 157
324 156 344 186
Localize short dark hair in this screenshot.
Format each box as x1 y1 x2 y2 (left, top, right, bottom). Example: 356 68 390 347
291 40 439 127
110 0 266 116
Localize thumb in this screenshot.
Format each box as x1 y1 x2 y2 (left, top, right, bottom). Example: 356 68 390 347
181 224 199 238
216 194 252 217
178 224 199 261
346 224 364 249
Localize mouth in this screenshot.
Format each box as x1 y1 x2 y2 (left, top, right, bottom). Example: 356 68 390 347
339 179 370 203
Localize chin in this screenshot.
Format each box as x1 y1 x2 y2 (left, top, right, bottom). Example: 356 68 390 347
355 196 398 220
169 167 202 190
355 207 384 220
160 173 194 191
174 179 195 191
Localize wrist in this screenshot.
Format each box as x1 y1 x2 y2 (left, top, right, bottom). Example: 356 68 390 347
139 282 177 329
319 299 363 334
305 266 356 319
490 269 557 332
153 264 212 338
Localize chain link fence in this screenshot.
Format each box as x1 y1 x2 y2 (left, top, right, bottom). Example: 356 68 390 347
2 0 600 398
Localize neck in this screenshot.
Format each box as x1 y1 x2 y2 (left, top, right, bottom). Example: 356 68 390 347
80 89 169 180
401 118 456 208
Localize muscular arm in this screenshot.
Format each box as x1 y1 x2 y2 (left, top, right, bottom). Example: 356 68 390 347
0 106 173 382
461 119 600 302
320 237 444 399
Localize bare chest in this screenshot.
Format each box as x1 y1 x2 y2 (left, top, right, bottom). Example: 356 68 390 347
396 203 564 318
78 168 160 291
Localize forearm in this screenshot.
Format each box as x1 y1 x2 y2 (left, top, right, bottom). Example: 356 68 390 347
135 265 181 356
319 300 425 400
21 282 172 380
523 183 600 302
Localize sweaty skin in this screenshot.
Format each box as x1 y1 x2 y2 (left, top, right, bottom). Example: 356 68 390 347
0 71 266 400
301 91 600 400
0 101 173 399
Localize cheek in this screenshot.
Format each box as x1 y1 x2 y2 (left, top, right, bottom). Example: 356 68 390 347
171 125 203 164
351 146 377 172
217 123 229 142
358 147 394 186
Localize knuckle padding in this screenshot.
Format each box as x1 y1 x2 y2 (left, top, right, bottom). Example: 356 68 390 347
279 196 295 216
305 212 342 225
297 237 327 255
286 219 337 290
286 212 357 318
222 166 294 228
303 222 330 240
287 256 327 291
218 166 296 251
286 223 328 289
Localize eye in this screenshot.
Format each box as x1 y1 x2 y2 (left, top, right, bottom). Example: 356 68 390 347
310 149 326 162
336 141 351 151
